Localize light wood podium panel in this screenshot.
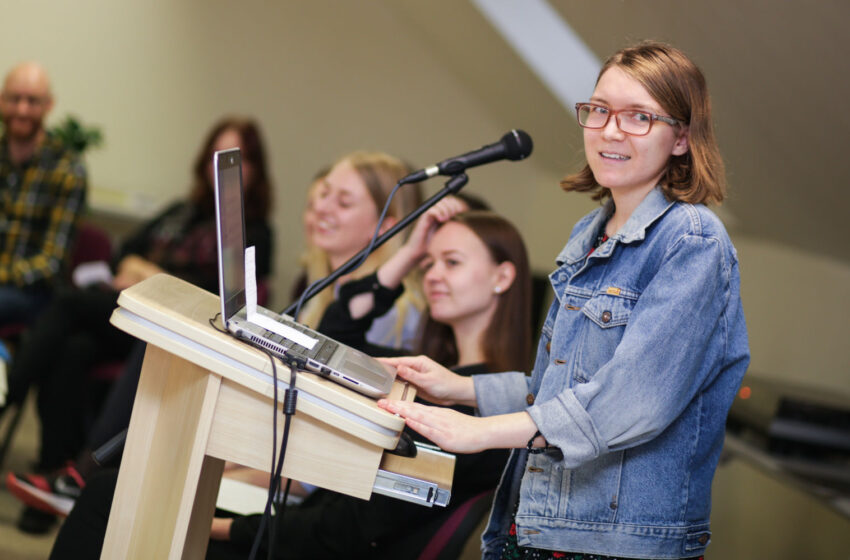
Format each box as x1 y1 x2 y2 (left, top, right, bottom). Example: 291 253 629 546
101 274 454 560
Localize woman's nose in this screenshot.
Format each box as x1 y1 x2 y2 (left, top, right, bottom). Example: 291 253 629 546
313 195 333 213
424 264 442 283
601 116 625 141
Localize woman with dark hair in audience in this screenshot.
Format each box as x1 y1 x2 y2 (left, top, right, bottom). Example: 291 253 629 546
3 116 274 533
48 201 533 559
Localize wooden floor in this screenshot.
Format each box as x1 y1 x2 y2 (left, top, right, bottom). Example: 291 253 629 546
0 394 60 560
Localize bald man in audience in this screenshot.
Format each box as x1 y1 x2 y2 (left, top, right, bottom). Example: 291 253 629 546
0 62 87 327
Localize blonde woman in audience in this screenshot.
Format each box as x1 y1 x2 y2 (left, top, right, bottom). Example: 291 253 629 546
296 151 425 349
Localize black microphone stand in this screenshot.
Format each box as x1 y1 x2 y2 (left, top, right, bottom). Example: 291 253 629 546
283 172 469 317
91 173 470 467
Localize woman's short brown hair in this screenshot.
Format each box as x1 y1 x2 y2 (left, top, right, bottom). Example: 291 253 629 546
562 41 726 206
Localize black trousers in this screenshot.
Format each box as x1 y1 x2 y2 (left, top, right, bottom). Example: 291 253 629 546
85 339 145 453
49 469 116 560
8 287 135 470
48 470 268 560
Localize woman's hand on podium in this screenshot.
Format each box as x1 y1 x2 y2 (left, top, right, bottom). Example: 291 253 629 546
379 355 476 407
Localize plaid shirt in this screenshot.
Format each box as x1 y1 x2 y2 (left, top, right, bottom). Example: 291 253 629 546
0 132 87 287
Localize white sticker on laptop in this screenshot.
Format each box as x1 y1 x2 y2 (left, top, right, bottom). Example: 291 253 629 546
244 246 318 350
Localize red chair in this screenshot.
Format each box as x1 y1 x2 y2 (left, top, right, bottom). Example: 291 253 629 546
67 221 124 381
0 324 27 342
417 489 495 560
71 221 113 271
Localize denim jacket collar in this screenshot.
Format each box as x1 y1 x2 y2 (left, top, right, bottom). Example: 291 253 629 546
555 186 675 266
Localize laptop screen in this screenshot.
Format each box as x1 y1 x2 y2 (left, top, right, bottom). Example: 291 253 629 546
213 148 247 321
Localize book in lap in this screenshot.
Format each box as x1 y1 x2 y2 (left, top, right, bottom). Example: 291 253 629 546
213 147 396 398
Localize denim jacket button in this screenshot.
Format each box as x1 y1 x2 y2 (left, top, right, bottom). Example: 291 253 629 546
601 310 612 323
526 393 535 405
698 533 709 545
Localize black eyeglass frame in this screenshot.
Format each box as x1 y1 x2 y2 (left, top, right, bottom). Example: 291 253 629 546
574 102 682 136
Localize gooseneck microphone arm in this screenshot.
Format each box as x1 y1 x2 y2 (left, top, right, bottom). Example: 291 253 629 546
283 173 469 317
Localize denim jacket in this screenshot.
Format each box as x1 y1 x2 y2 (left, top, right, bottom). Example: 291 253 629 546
474 187 749 559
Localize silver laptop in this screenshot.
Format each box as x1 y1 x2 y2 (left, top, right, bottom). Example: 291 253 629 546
213 147 396 398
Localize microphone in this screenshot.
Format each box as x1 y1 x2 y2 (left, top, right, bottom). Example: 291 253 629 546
402 129 533 183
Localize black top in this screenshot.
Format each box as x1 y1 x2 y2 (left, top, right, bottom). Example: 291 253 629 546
117 200 273 294
316 271 410 357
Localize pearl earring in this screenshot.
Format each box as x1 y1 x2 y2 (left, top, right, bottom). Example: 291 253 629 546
494 286 503 294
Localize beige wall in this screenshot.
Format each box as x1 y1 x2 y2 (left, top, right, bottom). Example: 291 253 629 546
0 0 582 307
2 1 848 556
710 237 850 558
735 237 850 390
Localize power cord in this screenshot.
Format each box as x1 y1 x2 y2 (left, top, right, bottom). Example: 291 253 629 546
209 313 298 560
264 360 298 559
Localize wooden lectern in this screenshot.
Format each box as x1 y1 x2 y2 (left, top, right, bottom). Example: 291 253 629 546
102 274 454 559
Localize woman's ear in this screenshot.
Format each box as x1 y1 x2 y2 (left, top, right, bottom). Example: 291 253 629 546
671 127 689 156
493 261 517 294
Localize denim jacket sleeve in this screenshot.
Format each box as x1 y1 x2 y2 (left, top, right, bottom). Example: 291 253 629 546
472 370 532 416
528 231 737 468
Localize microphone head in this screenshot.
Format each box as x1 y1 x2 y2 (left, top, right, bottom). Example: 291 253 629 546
502 129 533 161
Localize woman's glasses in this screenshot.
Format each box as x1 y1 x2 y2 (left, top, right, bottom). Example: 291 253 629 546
575 102 681 136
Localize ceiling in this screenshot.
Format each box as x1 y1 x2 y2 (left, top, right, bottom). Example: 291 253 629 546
385 0 850 263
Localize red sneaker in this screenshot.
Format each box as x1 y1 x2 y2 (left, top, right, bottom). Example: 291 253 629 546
5 464 85 517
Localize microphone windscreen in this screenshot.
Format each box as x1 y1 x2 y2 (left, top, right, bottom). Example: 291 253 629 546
503 129 533 161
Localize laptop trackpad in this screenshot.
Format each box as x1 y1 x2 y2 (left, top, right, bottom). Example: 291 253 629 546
341 354 393 388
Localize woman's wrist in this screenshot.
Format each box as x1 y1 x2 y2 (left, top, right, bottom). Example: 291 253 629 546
453 375 478 408
486 412 540 449
376 244 420 289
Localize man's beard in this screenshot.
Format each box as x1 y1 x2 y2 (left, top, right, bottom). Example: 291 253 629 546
3 116 43 143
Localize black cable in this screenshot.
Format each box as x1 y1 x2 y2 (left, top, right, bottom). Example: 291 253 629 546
272 363 299 558
244 345 298 560
269 477 293 553
210 313 298 560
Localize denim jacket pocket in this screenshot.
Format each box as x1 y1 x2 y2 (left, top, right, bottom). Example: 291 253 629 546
581 289 638 329
574 290 638 383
